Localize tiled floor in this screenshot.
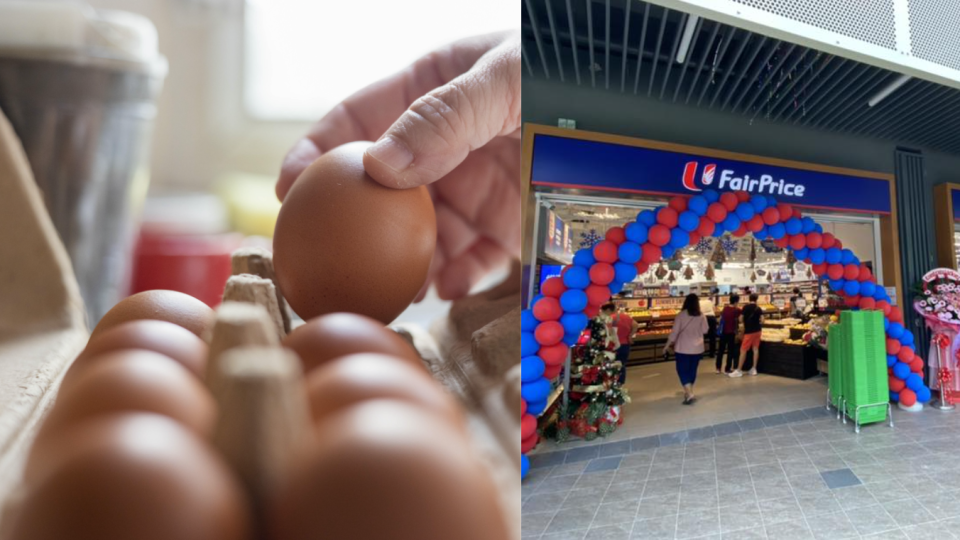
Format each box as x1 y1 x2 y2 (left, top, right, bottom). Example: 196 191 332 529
533 359 828 454
522 404 960 539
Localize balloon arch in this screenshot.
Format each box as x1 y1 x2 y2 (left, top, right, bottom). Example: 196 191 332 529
520 189 930 479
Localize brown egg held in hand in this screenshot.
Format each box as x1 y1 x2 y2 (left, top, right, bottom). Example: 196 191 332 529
282 312 422 373
64 320 208 389
273 142 436 324
268 401 508 540
92 290 215 339
37 350 215 446
10 414 252 540
305 353 462 428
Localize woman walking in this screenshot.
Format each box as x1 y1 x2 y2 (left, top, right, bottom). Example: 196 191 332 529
666 294 709 405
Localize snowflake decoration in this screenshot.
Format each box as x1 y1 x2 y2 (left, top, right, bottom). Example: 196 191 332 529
693 237 713 255
579 229 603 250
720 237 739 254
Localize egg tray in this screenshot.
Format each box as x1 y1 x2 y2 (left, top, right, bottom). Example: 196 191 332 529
0 107 520 536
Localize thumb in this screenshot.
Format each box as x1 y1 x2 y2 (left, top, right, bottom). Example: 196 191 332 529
362 34 520 189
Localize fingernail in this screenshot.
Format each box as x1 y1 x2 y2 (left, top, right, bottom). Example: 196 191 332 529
366 136 414 173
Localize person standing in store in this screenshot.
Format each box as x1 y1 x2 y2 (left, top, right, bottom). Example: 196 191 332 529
790 287 808 319
729 293 763 377
665 294 709 405
716 293 742 374
700 292 717 360
604 301 637 385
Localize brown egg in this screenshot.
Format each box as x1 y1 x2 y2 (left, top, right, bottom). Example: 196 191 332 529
282 312 422 373
305 353 462 428
91 289 216 339
37 350 215 447
10 414 253 540
64 320 208 389
273 142 436 324
269 400 507 540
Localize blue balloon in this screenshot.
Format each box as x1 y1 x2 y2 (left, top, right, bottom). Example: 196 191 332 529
754 226 769 240
521 454 530 479
765 195 779 209
795 247 810 260
723 214 742 232
886 354 897 367
825 248 842 264
688 196 708 216
521 356 546 382
917 386 932 403
712 223 726 237
750 194 768 212
703 189 720 203
887 322 904 339
840 249 855 265
893 361 911 380
874 287 889 301
860 281 876 297
527 399 547 415
522 332 539 356
829 278 845 292
736 203 756 221
608 281 624 295
785 217 803 235
801 217 816 234
625 222 649 245
521 378 551 403
679 211 700 232
768 223 786 239
906 373 924 392
562 333 580 346
618 242 642 264
560 289 588 312
814 224 824 234
809 248 826 264
638 210 656 226
661 245 676 258
614 262 638 284
531 294 544 306
670 228 690 248
561 312 588 335
521 309 537 332
890 391 900 402
573 248 596 267
884 318 890 331
563 266 590 289
901 330 914 346
844 280 861 296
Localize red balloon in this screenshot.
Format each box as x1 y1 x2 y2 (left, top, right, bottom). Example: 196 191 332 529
813 263 828 276
521 432 539 453
876 300 891 316
720 192 739 212
605 227 626 245
733 224 748 237
792 210 803 220
774 236 790 248
899 388 917 407
521 399 527 417
735 190 751 202
521 413 537 440
584 304 600 318
910 359 924 373
689 232 701 246
897 347 914 363
859 265 873 281
657 207 679 228
844 295 860 308
641 243 662 264
542 277 566 298
789 235 806 250
834 240 843 250
533 297 563 321
635 261 650 274
827 264 844 280
698 217 716 236
649 225 671 247
889 376 905 392
761 207 781 225
707 203 728 224
889 306 903 323
821 233 836 249
668 196 688 213
590 263 615 285
806 232 823 249
886 338 901 355
747 215 765 233
539 343 569 366
859 297 876 310
777 203 794 221
593 240 618 263
586 284 611 306
535 321 564 346
843 264 860 281
543 363 562 380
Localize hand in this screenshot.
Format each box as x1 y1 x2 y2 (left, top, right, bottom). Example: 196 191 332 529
276 31 521 301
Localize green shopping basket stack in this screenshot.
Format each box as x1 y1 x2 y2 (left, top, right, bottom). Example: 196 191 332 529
828 311 891 431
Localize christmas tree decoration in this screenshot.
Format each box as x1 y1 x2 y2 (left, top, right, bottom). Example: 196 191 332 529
704 265 715 280
710 241 726 268
668 271 676 283
655 263 668 279
749 239 757 267
750 271 757 283
683 265 694 280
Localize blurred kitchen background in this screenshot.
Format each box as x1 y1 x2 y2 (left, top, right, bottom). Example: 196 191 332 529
0 0 515 325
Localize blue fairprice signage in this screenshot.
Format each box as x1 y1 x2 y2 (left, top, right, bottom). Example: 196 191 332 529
531 134 891 214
